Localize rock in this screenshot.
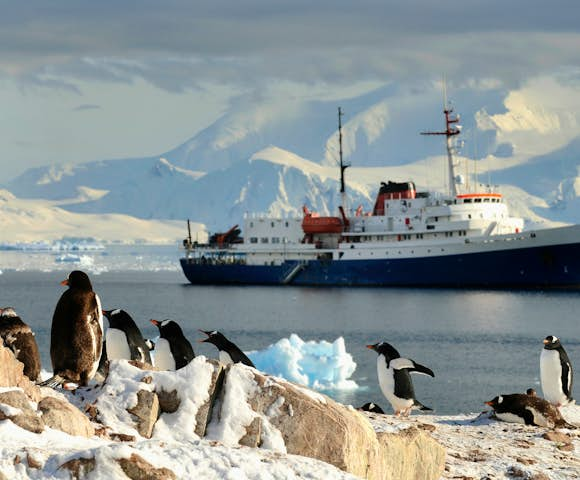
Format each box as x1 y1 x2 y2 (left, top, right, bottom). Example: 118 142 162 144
375 427 447 480
0 340 41 402
38 396 95 437
110 432 136 442
219 365 445 480
239 416 262 448
117 453 176 480
128 360 158 371
26 452 42 469
530 473 551 480
127 389 159 438
157 389 181 414
194 359 224 437
0 390 35 412
59 457 96 479
542 431 572 444
0 390 44 433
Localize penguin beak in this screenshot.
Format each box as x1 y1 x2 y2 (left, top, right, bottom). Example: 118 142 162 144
198 329 211 343
366 344 376 351
543 339 549 345
60 279 69 286
150 319 160 327
484 400 493 406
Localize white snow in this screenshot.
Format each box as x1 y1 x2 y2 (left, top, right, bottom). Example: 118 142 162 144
247 334 358 391
0 188 200 244
366 404 580 480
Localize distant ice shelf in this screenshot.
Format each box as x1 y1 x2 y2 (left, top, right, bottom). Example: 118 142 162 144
0 239 104 251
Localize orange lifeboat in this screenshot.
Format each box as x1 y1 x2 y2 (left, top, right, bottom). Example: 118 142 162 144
302 206 344 234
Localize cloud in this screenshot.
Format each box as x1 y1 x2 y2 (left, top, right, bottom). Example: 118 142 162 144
1 1 579 93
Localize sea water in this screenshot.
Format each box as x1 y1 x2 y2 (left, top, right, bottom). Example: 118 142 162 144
1 245 579 415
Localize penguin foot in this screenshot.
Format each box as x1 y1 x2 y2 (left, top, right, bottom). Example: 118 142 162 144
37 374 66 388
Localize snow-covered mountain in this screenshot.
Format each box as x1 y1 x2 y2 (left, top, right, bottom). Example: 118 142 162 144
0 189 202 243
4 76 580 238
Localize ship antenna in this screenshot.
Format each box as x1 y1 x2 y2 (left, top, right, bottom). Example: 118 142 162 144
421 84 461 197
338 107 350 208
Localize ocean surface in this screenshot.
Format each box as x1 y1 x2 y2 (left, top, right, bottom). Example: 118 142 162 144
1 244 579 415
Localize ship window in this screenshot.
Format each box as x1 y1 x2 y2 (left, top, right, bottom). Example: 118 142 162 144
484 198 490 202
272 237 280 244
261 237 269 243
285 221 289 227
475 198 482 203
271 222 275 227
250 237 258 244
250 222 254 227
468 214 472 219
464 199 472 203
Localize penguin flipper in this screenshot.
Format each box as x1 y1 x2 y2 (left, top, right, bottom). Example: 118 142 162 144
390 358 435 377
561 361 573 399
409 362 435 378
414 399 432 411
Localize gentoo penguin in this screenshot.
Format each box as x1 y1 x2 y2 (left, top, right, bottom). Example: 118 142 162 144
485 393 576 429
358 402 385 414
39 270 103 389
0 307 41 382
540 335 574 407
102 309 152 364
367 342 435 417
150 319 194 370
198 329 255 368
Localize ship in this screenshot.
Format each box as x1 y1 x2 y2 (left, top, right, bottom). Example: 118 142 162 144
180 103 580 288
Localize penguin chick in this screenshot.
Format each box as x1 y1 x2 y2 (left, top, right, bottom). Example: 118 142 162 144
0 307 41 382
486 393 576 429
541 335 574 407
367 341 434 417
150 319 194 370
198 329 255 368
39 270 103 389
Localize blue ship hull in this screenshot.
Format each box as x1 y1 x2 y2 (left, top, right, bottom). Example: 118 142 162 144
180 241 580 288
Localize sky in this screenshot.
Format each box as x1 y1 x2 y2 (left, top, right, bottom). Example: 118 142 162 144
1 0 579 179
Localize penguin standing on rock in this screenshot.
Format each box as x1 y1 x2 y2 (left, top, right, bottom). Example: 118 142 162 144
0 307 41 382
102 309 152 364
39 270 103 389
540 335 574 407
150 319 195 370
367 341 435 417
485 393 576 429
198 330 255 368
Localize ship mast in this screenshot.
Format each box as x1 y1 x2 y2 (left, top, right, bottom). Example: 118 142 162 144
421 93 461 197
338 106 350 210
